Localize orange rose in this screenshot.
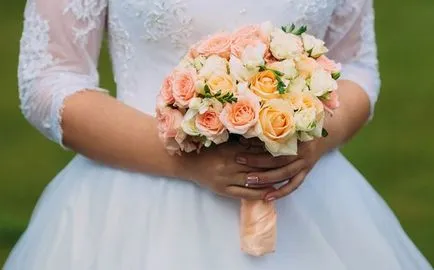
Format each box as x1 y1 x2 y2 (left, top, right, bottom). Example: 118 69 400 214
256 99 297 156
250 70 281 100
196 33 232 59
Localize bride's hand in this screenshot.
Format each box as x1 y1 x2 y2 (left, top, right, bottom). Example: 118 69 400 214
236 139 328 201
182 141 275 201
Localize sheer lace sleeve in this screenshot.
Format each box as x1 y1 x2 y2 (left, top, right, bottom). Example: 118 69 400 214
324 0 380 119
18 0 108 148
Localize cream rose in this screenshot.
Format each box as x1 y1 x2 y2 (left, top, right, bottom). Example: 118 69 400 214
301 33 328 58
220 83 261 135
250 70 281 100
172 69 198 108
207 73 236 95
254 99 298 156
267 59 298 79
309 69 338 97
229 56 257 82
270 29 303 60
241 43 266 69
296 55 321 78
198 55 228 79
181 108 201 136
196 33 232 59
294 108 317 132
288 76 308 93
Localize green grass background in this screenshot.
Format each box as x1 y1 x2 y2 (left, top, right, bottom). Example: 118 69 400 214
1 0 434 266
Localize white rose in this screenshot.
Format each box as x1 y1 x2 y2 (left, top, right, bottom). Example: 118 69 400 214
301 33 328 58
198 55 228 79
289 76 308 93
241 43 266 69
189 97 202 110
309 69 338 96
270 29 303 60
298 132 314 142
294 108 317 132
260 21 274 37
267 59 298 79
193 55 206 70
229 56 257 82
195 79 206 95
181 109 200 136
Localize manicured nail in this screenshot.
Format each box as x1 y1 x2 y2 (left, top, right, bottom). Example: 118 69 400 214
265 196 276 202
246 175 260 185
236 156 247 165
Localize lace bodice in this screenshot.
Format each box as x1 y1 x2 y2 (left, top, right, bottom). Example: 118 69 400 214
18 0 380 147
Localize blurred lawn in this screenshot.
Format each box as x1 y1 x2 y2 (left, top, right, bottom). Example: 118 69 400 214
1 0 434 266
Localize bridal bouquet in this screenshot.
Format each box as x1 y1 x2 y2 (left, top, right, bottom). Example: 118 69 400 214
156 22 340 256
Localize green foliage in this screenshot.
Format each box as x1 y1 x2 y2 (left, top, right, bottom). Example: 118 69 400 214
203 84 238 104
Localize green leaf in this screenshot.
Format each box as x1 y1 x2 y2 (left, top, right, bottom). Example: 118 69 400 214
332 72 341 80
258 65 267 72
322 128 329 137
292 25 307 35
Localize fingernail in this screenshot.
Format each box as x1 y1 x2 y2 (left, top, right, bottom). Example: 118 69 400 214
246 175 260 185
236 156 247 165
265 196 276 202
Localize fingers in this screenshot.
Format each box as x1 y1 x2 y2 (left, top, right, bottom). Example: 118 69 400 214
245 159 306 187
264 170 307 201
225 186 275 200
236 152 299 169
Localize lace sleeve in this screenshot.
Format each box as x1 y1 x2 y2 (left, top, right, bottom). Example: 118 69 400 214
18 0 108 148
324 0 380 119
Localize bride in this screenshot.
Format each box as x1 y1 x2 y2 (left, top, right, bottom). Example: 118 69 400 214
4 0 432 269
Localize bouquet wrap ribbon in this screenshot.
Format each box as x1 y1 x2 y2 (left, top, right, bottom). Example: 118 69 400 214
240 199 277 256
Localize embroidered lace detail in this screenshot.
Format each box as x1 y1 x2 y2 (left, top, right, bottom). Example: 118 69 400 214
286 0 334 38
122 0 193 49
358 7 378 66
18 2 55 125
64 0 108 46
109 16 137 98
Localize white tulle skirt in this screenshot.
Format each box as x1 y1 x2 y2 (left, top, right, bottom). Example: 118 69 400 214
4 150 432 269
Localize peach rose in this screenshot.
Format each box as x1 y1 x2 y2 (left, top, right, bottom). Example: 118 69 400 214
160 73 175 105
195 33 232 59
250 70 281 100
316 55 341 74
255 99 297 156
322 90 340 110
220 84 261 135
157 107 184 139
172 69 198 108
231 38 263 59
300 92 324 121
296 55 320 78
207 73 236 95
196 109 229 144
231 25 269 59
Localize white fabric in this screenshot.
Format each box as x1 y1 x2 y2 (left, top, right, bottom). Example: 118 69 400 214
5 0 432 269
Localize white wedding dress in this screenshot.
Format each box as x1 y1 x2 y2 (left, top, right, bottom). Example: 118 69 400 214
4 0 433 269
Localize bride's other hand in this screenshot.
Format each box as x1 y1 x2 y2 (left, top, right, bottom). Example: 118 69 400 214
236 140 327 201
180 141 275 201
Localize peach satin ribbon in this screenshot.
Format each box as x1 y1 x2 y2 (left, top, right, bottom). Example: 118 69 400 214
240 199 277 256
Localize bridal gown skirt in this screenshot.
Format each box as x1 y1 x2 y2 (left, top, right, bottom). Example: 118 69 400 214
4 150 432 269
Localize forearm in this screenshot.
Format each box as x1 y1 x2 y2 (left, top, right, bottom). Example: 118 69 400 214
319 80 372 153
61 90 184 178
